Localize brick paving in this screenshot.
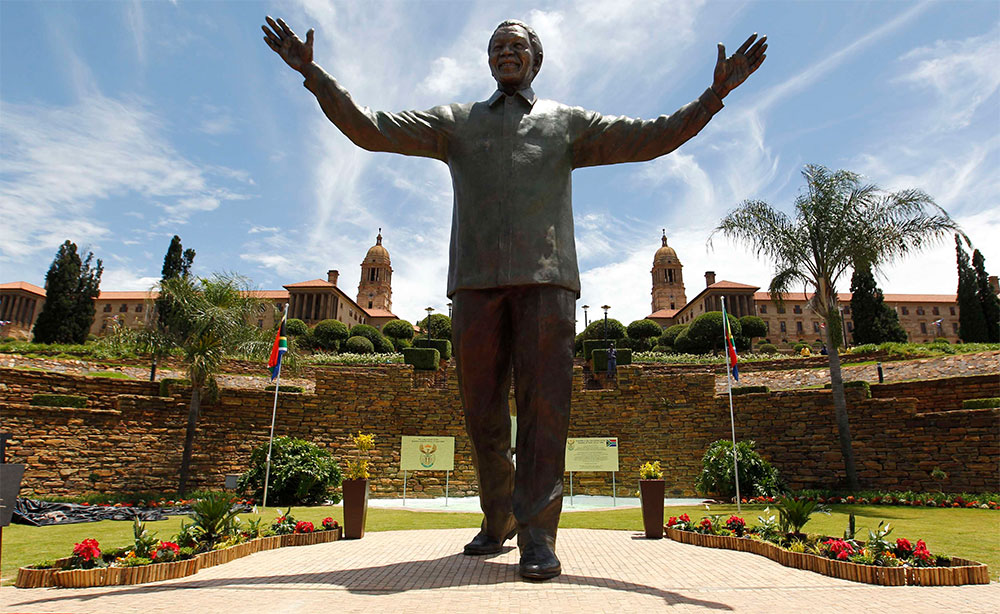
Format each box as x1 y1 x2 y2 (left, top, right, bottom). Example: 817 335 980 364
2 529 996 613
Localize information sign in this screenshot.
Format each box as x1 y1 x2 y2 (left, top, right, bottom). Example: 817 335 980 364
565 437 619 472
400 436 455 471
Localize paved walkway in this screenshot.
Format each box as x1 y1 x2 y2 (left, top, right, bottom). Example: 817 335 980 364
2 529 995 613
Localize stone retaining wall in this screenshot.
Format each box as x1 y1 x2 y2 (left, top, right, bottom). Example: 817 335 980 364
870 374 999 413
1 365 996 498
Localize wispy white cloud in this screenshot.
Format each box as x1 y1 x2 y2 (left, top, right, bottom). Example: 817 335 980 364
126 0 146 66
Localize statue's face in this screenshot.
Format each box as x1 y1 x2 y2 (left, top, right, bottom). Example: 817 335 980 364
489 25 537 90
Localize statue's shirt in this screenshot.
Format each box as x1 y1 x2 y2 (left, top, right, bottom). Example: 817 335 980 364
304 65 723 297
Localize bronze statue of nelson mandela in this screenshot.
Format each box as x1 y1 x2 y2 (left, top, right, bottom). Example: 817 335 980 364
262 16 766 580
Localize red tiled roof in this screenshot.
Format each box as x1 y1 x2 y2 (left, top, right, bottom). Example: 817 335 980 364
248 290 289 299
754 291 956 303
0 281 46 296
284 279 334 288
96 291 157 300
648 308 679 319
710 280 759 290
364 308 396 318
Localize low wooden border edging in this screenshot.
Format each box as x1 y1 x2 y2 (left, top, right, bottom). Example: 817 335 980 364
664 528 989 586
14 527 342 589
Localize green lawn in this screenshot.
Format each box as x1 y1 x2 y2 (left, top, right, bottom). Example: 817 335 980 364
3 504 997 585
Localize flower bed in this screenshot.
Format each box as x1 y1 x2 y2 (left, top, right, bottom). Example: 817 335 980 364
751 492 1000 510
15 527 342 589
663 527 989 586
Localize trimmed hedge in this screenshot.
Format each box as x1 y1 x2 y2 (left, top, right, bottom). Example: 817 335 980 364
731 385 770 396
30 393 86 408
963 397 1000 409
344 336 375 354
402 347 440 370
758 343 778 354
582 339 612 361
413 338 452 360
824 380 872 398
264 384 305 393
591 348 632 371
158 378 191 397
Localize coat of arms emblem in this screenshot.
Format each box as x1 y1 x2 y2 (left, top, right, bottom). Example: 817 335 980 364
419 443 437 468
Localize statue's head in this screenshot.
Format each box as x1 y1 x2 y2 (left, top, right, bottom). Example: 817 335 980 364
488 20 543 92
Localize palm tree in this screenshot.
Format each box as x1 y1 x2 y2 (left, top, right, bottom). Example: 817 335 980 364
158 274 273 495
713 164 961 490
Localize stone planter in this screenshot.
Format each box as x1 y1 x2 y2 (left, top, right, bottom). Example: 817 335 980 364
638 479 665 539
663 528 989 586
342 478 370 539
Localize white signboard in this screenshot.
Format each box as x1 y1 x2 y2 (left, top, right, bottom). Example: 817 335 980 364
400 436 455 471
565 437 619 472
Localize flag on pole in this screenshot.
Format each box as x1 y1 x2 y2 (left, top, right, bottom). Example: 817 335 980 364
721 302 739 381
267 311 288 381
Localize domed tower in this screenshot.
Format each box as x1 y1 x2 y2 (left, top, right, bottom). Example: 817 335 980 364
357 229 393 312
651 229 686 312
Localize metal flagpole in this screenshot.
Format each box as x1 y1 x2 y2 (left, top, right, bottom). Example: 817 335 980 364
721 297 742 514
262 304 288 511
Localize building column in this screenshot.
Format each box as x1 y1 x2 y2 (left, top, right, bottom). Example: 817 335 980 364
0 295 7 320
13 296 23 323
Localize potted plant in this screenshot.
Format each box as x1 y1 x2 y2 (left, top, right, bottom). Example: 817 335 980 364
342 432 375 539
638 460 665 539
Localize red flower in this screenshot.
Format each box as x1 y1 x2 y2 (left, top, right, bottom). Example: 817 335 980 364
896 538 912 553
73 538 101 561
152 541 181 561
913 539 932 561
679 513 691 523
837 551 849 560
294 521 314 534
666 516 678 527
322 517 338 530
846 496 855 503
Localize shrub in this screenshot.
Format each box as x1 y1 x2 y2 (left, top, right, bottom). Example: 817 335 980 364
672 328 698 353
685 312 742 354
658 324 688 347
963 397 1000 409
739 315 768 339
823 380 871 398
580 318 626 341
591 348 632 371
639 461 663 479
582 339 612 361
758 343 778 354
312 319 349 350
934 337 950 344
264 384 304 393
30 393 86 408
627 319 662 342
344 335 375 354
189 492 240 550
403 347 440 370
350 324 385 345
694 439 782 499
777 496 829 534
417 313 452 341
285 318 309 336
413 337 452 360
792 342 810 354
390 336 412 351
238 436 343 506
382 319 415 341
651 344 671 353
731 385 769 395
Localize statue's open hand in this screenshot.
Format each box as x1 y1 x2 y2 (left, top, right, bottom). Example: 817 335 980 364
712 33 767 99
262 16 313 73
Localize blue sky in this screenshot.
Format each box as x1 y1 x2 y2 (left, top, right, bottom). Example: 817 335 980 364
2 0 998 330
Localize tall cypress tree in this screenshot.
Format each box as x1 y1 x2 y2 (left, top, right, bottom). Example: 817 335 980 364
32 241 103 343
956 235 988 342
850 264 906 344
972 249 1000 342
157 236 195 330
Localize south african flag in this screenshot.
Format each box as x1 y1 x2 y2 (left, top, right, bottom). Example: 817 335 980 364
268 311 288 381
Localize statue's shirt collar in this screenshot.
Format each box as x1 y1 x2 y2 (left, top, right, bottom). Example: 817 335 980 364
487 86 537 109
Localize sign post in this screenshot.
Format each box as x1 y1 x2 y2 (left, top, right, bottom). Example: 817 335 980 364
564 437 619 506
400 436 455 505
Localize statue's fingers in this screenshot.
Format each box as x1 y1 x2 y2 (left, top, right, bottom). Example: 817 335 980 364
262 25 282 46
736 33 757 56
750 42 768 61
265 16 284 40
748 36 768 56
306 28 314 47
749 54 765 73
276 18 296 39
717 42 726 64
263 36 280 53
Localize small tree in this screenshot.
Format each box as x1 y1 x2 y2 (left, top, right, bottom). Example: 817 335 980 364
849 264 906 344
956 236 988 342
33 241 103 344
349 324 392 352
312 319 349 350
238 436 342 505
417 313 452 341
152 235 196 380
580 318 626 341
972 248 1000 342
285 318 309 337
658 324 688 348
685 311 741 354
382 319 415 351
626 319 662 351
738 315 768 343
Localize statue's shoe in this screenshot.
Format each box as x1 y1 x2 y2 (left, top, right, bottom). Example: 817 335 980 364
463 523 517 555
518 543 561 580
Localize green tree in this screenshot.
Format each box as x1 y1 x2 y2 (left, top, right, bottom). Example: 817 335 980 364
849 263 906 344
713 164 959 490
972 248 1000 342
382 319 415 350
626 319 662 350
685 311 741 354
285 318 309 337
580 318 626 341
349 324 393 353
417 313 452 341
152 236 196 380
956 236 988 342
312 319 349 350
32 241 103 344
158 274 269 495
658 324 688 348
738 315 768 342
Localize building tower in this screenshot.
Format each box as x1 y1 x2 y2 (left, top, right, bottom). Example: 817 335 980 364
651 229 687 313
357 229 392 312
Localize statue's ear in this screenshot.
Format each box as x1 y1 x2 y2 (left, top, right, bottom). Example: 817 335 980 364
533 53 543 76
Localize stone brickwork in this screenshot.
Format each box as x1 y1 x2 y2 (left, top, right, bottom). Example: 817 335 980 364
1 365 997 498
